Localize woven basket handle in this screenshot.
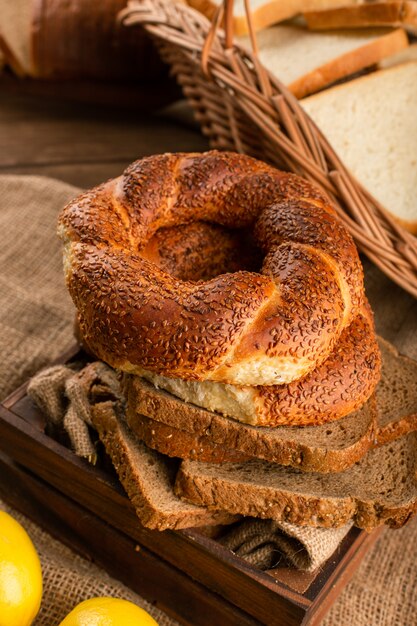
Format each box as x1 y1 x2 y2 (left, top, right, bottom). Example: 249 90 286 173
201 0 259 76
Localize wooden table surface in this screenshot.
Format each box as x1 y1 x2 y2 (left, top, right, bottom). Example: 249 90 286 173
1 89 416 356
0 91 207 188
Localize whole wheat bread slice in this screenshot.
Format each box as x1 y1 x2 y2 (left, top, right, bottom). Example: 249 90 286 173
90 401 237 530
124 378 377 473
175 431 417 531
124 337 416 472
238 25 408 99
127 410 252 463
376 338 417 445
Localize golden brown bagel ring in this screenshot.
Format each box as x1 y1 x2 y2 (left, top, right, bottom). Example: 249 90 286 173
58 151 369 387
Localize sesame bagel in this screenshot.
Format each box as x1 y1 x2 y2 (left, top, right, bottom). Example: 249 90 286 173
58 151 368 387
137 301 380 426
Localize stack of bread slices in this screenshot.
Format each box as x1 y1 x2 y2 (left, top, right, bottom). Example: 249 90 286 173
89 336 417 533
188 0 417 234
58 146 417 536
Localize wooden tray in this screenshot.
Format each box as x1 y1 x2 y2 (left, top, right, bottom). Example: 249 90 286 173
0 349 383 626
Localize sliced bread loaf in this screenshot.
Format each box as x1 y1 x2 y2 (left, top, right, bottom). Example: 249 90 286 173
238 25 408 99
175 431 417 530
126 382 379 472
301 62 417 233
304 2 417 33
90 401 236 530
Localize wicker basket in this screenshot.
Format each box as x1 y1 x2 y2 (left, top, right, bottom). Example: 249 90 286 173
121 0 417 298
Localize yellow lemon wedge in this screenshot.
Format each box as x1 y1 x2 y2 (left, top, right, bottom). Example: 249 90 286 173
59 597 159 626
0 511 42 626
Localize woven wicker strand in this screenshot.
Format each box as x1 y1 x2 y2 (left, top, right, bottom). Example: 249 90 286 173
121 0 417 298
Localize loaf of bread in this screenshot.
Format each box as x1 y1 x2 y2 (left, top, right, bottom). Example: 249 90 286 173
89 338 417 531
0 0 164 79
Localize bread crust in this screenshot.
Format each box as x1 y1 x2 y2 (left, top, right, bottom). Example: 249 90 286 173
288 28 409 99
304 2 417 31
128 411 252 463
59 151 376 395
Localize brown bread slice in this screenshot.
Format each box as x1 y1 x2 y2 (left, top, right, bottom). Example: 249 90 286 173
90 401 237 530
128 411 252 463
376 338 417 445
123 337 415 473
175 432 417 531
124 377 376 473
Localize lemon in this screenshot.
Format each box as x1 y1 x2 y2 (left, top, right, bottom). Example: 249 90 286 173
59 597 159 626
0 510 42 626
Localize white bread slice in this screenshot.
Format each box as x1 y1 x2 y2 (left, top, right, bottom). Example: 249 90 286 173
378 42 417 69
304 1 417 34
301 62 417 233
238 24 408 99
0 0 32 76
187 0 367 36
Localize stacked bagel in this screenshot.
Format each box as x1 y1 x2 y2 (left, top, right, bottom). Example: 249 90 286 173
58 151 417 532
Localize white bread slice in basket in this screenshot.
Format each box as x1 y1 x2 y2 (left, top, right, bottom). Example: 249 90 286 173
304 1 417 34
378 42 417 69
301 62 417 234
90 401 237 530
187 0 369 36
238 25 408 99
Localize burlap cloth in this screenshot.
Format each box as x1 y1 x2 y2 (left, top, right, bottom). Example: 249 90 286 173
1 174 416 625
